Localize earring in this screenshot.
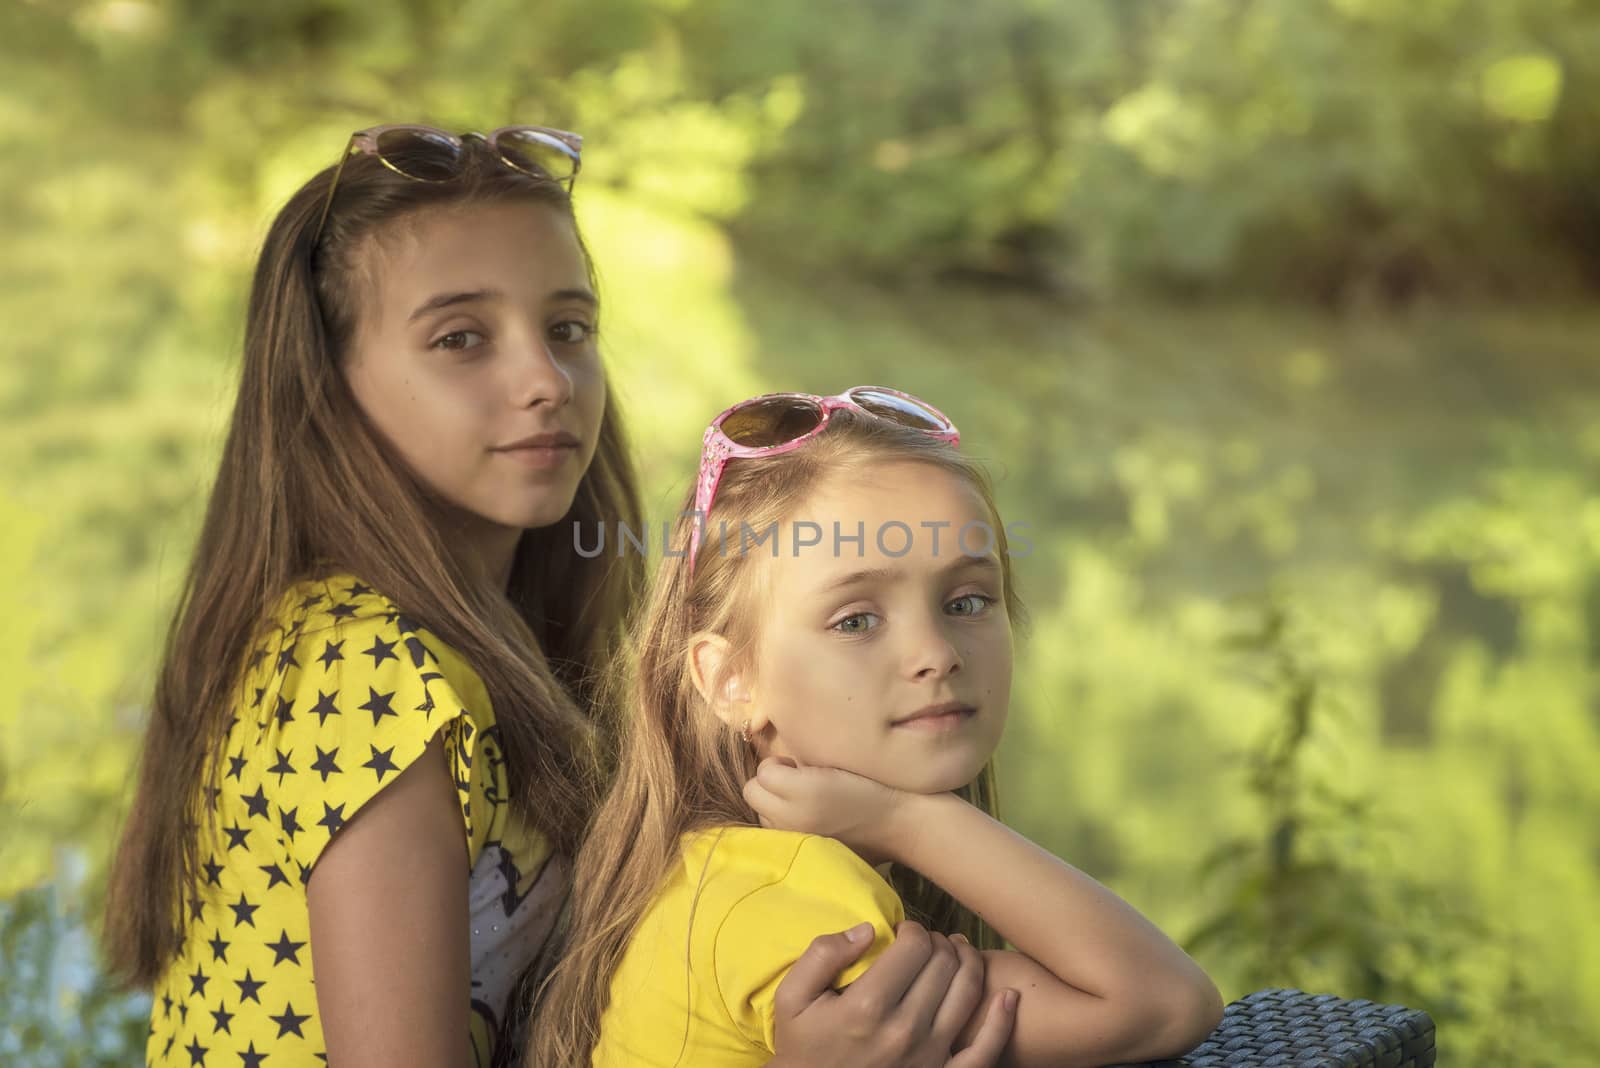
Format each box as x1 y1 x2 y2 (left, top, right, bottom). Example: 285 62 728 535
740 718 753 744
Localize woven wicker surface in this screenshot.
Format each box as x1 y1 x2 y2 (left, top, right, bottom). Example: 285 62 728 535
1107 987 1437 1068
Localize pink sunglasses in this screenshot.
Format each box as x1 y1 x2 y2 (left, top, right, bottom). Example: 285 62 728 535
688 386 961 575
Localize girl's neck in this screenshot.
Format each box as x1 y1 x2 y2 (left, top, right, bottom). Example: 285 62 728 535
440 509 522 592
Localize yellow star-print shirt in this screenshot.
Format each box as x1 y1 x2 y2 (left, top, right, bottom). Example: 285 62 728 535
144 574 569 1068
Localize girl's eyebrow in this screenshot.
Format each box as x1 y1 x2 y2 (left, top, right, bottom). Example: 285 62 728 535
407 287 597 323
548 287 599 308
817 554 1001 595
408 289 500 323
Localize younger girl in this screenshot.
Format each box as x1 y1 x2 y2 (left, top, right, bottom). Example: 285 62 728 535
531 387 1225 1068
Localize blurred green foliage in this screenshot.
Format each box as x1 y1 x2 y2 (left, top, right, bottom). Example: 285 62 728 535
3 1 1598 1064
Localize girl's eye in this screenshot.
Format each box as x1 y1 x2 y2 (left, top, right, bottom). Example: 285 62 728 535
946 593 994 617
432 329 485 352
549 320 597 345
832 612 880 635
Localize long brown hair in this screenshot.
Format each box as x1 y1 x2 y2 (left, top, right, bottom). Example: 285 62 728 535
528 412 1025 1068
103 136 645 986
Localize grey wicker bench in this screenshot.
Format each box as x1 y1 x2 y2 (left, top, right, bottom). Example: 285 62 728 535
1109 988 1437 1068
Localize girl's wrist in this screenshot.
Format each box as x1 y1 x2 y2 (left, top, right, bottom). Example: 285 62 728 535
878 790 959 866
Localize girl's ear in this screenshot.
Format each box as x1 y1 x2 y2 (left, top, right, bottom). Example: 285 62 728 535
687 632 751 726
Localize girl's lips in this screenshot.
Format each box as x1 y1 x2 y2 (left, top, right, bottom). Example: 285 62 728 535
496 443 578 469
892 703 977 730
498 430 581 449
892 709 974 732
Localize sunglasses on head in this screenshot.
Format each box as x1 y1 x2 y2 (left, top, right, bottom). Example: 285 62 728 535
688 386 961 575
311 123 583 247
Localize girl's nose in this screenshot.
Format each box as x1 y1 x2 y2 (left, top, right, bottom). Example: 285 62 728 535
516 339 574 408
908 623 963 680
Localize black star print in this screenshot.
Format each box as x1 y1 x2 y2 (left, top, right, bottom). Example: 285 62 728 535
162 993 173 1018
179 1001 190 1024
228 894 258 929
266 929 307 966
225 754 247 781
234 970 264 1005
266 748 296 785
363 634 398 668
329 600 358 620
239 1040 268 1068
188 964 209 997
346 581 373 598
298 593 324 611
251 686 266 709
416 690 436 716
308 689 341 725
316 641 344 669
359 687 396 725
273 695 295 726
242 786 269 820
402 635 432 669
190 894 207 924
259 862 291 889
381 606 400 625
163 1034 175 1058
318 802 347 836
185 1034 207 1066
247 646 269 669
394 613 420 635
210 999 234 1035
223 823 250 852
297 861 313 886
275 644 300 672
363 744 399 782
310 745 342 781
203 783 222 808
202 856 224 886
270 1002 310 1038
279 805 303 841
207 930 230 962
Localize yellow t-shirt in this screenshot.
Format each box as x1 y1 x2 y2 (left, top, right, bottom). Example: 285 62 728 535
591 825 906 1067
144 574 569 1068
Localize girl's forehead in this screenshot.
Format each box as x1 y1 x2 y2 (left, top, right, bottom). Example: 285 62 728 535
353 201 589 325
798 461 987 523
757 466 999 595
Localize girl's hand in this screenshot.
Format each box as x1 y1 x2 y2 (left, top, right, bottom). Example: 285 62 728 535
768 920 1018 1068
743 758 916 863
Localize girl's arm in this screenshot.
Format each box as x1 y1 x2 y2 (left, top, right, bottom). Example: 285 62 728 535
746 766 1223 1068
308 734 470 1068
767 920 1017 1068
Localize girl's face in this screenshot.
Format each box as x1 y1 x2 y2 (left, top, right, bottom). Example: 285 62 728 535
342 199 605 558
746 461 1013 794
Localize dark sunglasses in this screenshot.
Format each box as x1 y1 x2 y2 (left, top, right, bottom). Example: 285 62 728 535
311 123 583 247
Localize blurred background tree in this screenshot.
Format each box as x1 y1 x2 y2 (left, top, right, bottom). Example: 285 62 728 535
3 0 1597 1063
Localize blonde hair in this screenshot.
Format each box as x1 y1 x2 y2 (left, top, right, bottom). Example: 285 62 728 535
526 410 1025 1068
